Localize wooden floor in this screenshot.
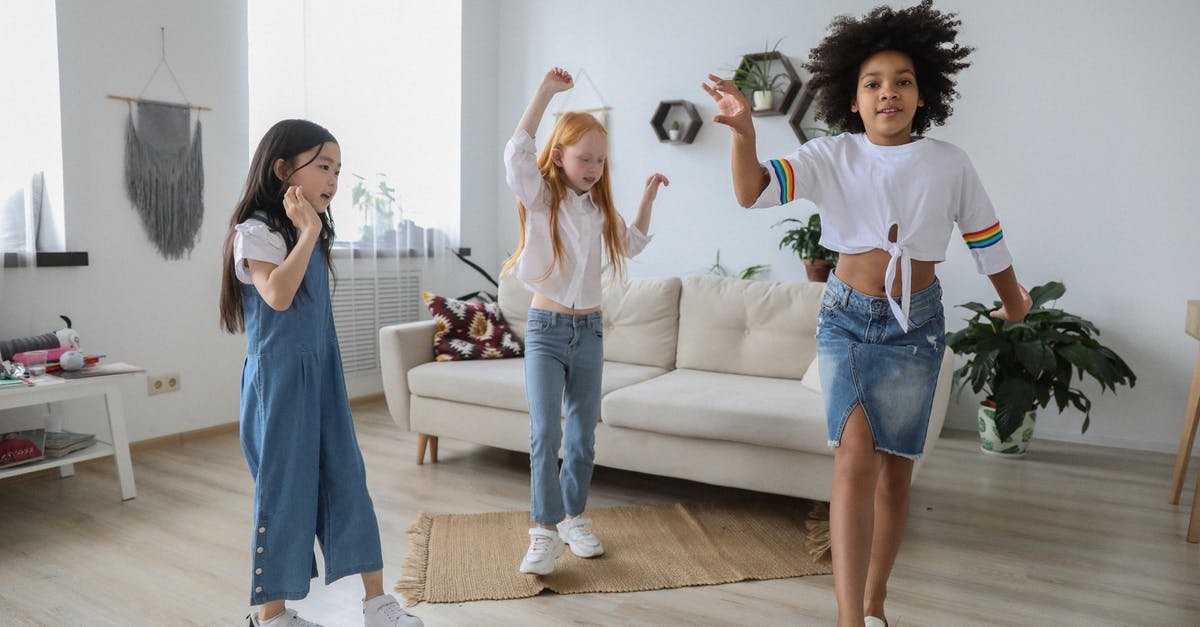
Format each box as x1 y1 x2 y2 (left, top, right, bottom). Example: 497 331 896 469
1 399 1198 626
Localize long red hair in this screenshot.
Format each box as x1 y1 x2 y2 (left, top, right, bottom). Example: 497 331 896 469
501 112 627 282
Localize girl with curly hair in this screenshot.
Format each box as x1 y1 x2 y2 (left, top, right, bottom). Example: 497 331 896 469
704 2 1032 625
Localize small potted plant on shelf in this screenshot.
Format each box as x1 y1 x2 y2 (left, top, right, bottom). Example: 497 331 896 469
946 281 1136 457
735 39 788 112
775 213 838 282
668 120 682 142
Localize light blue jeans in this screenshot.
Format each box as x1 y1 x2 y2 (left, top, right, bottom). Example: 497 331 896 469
524 308 604 525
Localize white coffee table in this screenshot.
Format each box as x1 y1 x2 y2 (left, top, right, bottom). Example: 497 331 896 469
0 370 139 500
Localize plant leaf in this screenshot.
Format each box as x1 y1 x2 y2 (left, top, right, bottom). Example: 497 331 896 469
994 378 1037 441
1028 281 1066 309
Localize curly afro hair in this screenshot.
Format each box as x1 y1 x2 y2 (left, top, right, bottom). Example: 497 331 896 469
803 0 972 135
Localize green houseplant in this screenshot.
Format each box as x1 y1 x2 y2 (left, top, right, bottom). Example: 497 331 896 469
775 214 838 282
946 281 1136 456
350 173 400 245
734 39 788 112
706 249 769 281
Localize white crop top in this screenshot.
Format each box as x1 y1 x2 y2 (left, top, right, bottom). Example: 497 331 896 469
753 132 1012 330
504 130 651 309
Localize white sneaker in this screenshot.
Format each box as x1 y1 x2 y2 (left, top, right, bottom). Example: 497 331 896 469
518 527 565 575
363 594 423 627
865 617 888 627
556 517 604 558
248 609 323 627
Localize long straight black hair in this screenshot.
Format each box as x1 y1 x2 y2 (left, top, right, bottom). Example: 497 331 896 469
219 119 338 334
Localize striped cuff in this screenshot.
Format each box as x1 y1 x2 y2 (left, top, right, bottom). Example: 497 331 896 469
767 159 796 205
963 221 1003 249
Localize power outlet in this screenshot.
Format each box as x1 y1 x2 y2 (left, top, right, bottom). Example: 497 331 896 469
147 372 181 396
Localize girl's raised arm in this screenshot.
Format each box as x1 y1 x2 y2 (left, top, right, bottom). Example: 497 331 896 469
702 74 769 207
249 186 323 311
515 67 573 140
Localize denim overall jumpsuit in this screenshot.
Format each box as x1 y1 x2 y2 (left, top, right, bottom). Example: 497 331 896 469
239 243 383 605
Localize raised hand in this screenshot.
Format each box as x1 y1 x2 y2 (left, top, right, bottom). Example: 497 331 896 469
642 173 670 203
989 283 1033 322
542 67 574 94
702 74 753 135
283 186 323 236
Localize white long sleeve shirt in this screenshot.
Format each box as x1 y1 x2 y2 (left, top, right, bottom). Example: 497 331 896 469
753 132 1013 330
504 130 651 309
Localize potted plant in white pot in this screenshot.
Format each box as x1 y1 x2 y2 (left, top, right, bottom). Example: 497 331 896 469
946 281 1136 456
667 120 682 142
775 213 838 282
734 41 788 112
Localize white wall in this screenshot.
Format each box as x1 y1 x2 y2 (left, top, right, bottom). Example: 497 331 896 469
0 0 248 441
490 0 1200 453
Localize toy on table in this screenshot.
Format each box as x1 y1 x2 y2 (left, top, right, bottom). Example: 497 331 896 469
0 315 81 362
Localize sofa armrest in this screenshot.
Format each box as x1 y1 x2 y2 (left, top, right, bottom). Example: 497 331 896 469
379 320 436 431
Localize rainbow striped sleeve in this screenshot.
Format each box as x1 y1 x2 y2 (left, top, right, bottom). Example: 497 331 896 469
768 159 796 205
962 221 1003 249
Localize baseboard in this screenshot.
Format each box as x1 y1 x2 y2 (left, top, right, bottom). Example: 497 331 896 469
350 392 385 408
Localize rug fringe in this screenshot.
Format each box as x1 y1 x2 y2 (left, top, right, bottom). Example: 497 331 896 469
805 501 831 563
394 511 433 607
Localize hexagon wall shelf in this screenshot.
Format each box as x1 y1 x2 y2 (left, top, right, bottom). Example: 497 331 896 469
737 51 801 117
788 84 818 143
650 100 702 144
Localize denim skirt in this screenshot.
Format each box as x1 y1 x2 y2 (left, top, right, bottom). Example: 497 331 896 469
816 272 946 459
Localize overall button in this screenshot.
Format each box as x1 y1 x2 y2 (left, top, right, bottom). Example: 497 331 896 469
255 586 263 593
256 547 264 554
258 527 266 534
255 568 263 575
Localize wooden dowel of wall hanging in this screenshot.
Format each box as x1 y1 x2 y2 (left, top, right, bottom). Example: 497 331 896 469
106 94 212 111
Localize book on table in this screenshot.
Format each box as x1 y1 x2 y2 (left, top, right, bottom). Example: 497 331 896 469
43 430 96 457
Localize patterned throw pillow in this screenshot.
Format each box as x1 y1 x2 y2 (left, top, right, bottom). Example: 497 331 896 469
422 292 523 361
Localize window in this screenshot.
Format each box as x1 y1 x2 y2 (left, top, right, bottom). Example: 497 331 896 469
0 1 67 258
248 0 461 252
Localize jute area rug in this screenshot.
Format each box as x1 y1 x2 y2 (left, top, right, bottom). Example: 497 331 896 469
396 498 831 605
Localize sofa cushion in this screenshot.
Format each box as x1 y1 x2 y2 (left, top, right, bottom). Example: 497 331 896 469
600 368 830 455
600 276 681 369
499 275 682 369
423 292 523 361
498 276 534 343
676 275 825 380
408 358 668 415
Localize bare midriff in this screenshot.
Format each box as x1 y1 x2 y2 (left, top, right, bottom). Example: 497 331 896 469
530 293 602 315
834 248 937 298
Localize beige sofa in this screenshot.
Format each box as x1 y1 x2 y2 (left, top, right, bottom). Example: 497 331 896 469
379 275 955 501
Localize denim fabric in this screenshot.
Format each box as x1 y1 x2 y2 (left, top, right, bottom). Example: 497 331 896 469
240 247 383 605
816 272 946 459
523 308 604 525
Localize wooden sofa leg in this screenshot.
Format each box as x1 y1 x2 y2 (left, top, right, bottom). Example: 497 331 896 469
417 433 429 465
430 436 439 463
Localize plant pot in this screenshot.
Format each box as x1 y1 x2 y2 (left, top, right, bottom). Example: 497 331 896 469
977 400 1036 457
668 128 681 141
803 259 833 282
753 90 774 111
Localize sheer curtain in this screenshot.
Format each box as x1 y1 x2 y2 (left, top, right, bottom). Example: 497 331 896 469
248 0 461 394
1 1 64 357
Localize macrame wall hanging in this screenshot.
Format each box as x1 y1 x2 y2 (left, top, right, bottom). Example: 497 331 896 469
108 28 210 260
552 68 612 128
